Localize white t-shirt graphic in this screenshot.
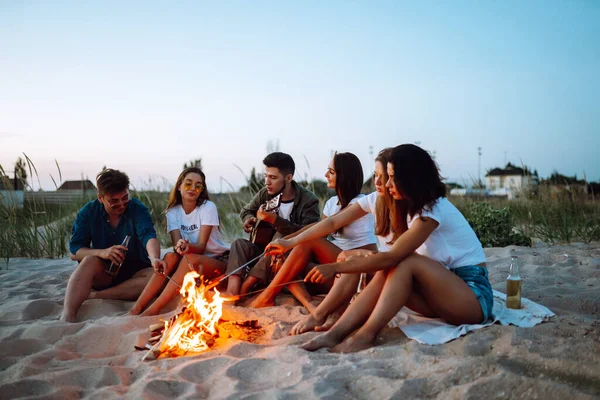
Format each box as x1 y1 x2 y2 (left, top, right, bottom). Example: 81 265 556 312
166 201 229 257
323 194 377 251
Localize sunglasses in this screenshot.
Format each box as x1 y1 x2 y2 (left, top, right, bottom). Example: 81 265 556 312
183 182 204 193
105 193 130 208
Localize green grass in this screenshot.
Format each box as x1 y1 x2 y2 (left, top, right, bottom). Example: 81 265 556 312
450 188 600 246
0 197 92 263
2 156 598 265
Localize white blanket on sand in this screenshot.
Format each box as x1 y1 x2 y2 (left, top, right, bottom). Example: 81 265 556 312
388 290 555 345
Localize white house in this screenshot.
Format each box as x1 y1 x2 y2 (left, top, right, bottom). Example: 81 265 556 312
485 163 538 199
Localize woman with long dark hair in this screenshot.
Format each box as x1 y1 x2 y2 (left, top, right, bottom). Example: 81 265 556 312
266 148 397 333
130 167 229 316
247 152 378 308
294 144 492 353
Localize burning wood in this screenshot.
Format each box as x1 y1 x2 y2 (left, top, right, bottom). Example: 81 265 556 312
137 270 264 361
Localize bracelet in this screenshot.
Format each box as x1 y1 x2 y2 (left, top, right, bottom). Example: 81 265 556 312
151 258 162 263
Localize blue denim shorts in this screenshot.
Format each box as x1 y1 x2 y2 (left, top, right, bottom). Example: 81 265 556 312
452 265 494 322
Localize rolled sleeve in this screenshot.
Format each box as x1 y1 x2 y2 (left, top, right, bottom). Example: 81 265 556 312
69 205 92 255
133 201 157 247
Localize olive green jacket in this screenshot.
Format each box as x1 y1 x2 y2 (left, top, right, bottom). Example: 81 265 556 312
240 181 320 236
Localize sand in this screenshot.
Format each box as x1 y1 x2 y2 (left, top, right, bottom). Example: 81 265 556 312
0 243 599 399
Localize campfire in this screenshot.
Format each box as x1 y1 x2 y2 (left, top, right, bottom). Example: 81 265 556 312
139 271 263 360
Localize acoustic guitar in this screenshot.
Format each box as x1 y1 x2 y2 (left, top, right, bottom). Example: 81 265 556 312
250 193 282 248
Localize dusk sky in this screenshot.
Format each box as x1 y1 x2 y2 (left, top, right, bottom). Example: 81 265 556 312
1 1 599 192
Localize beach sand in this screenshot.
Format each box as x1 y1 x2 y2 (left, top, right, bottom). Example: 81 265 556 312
0 243 599 399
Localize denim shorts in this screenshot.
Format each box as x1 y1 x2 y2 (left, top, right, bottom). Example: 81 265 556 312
452 265 494 322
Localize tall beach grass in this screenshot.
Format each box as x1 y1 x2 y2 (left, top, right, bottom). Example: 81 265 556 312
2 157 599 266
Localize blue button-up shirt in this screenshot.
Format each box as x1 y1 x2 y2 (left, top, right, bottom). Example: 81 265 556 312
69 198 157 264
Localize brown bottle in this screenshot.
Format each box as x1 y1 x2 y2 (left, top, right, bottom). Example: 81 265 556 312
506 255 522 309
106 235 131 276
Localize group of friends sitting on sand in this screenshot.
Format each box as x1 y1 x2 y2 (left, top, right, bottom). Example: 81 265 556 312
60 144 493 353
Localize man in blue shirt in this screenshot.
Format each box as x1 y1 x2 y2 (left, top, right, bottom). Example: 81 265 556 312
60 169 166 322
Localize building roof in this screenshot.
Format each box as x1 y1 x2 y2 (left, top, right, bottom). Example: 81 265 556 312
57 180 97 191
486 162 526 177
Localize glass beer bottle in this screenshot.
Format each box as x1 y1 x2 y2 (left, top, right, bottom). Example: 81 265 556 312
106 235 131 276
506 255 522 309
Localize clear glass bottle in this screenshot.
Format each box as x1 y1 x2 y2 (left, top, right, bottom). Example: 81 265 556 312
106 235 131 276
506 255 522 309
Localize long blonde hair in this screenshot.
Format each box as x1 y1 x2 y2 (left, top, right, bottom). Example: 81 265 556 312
374 148 403 244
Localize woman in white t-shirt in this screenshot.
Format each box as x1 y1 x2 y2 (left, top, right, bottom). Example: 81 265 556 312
267 148 397 334
247 152 378 308
288 144 493 353
130 167 229 316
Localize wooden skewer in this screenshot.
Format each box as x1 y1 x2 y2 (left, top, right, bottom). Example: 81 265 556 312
208 253 264 288
225 279 306 300
182 253 195 272
164 273 182 289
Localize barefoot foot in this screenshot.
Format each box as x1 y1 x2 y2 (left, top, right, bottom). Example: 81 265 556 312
290 313 327 335
128 307 142 316
300 332 343 351
314 312 340 332
59 311 76 323
140 307 159 317
247 296 275 308
330 332 376 353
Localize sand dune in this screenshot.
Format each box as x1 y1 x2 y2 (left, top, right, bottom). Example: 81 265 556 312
0 243 599 399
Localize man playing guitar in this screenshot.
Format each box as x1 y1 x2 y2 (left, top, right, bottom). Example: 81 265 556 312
223 152 320 297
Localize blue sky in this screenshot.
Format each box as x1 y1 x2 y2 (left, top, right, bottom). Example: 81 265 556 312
1 1 599 192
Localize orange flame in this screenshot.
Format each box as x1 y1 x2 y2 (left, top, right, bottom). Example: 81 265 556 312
159 271 225 355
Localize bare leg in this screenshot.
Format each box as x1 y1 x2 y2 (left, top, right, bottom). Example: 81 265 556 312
332 255 484 353
129 253 180 315
301 270 387 350
240 276 260 295
315 305 347 332
89 268 153 301
287 282 316 313
60 256 113 322
290 273 361 335
249 238 341 308
405 281 437 318
141 254 226 316
223 239 261 296
224 275 242 297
